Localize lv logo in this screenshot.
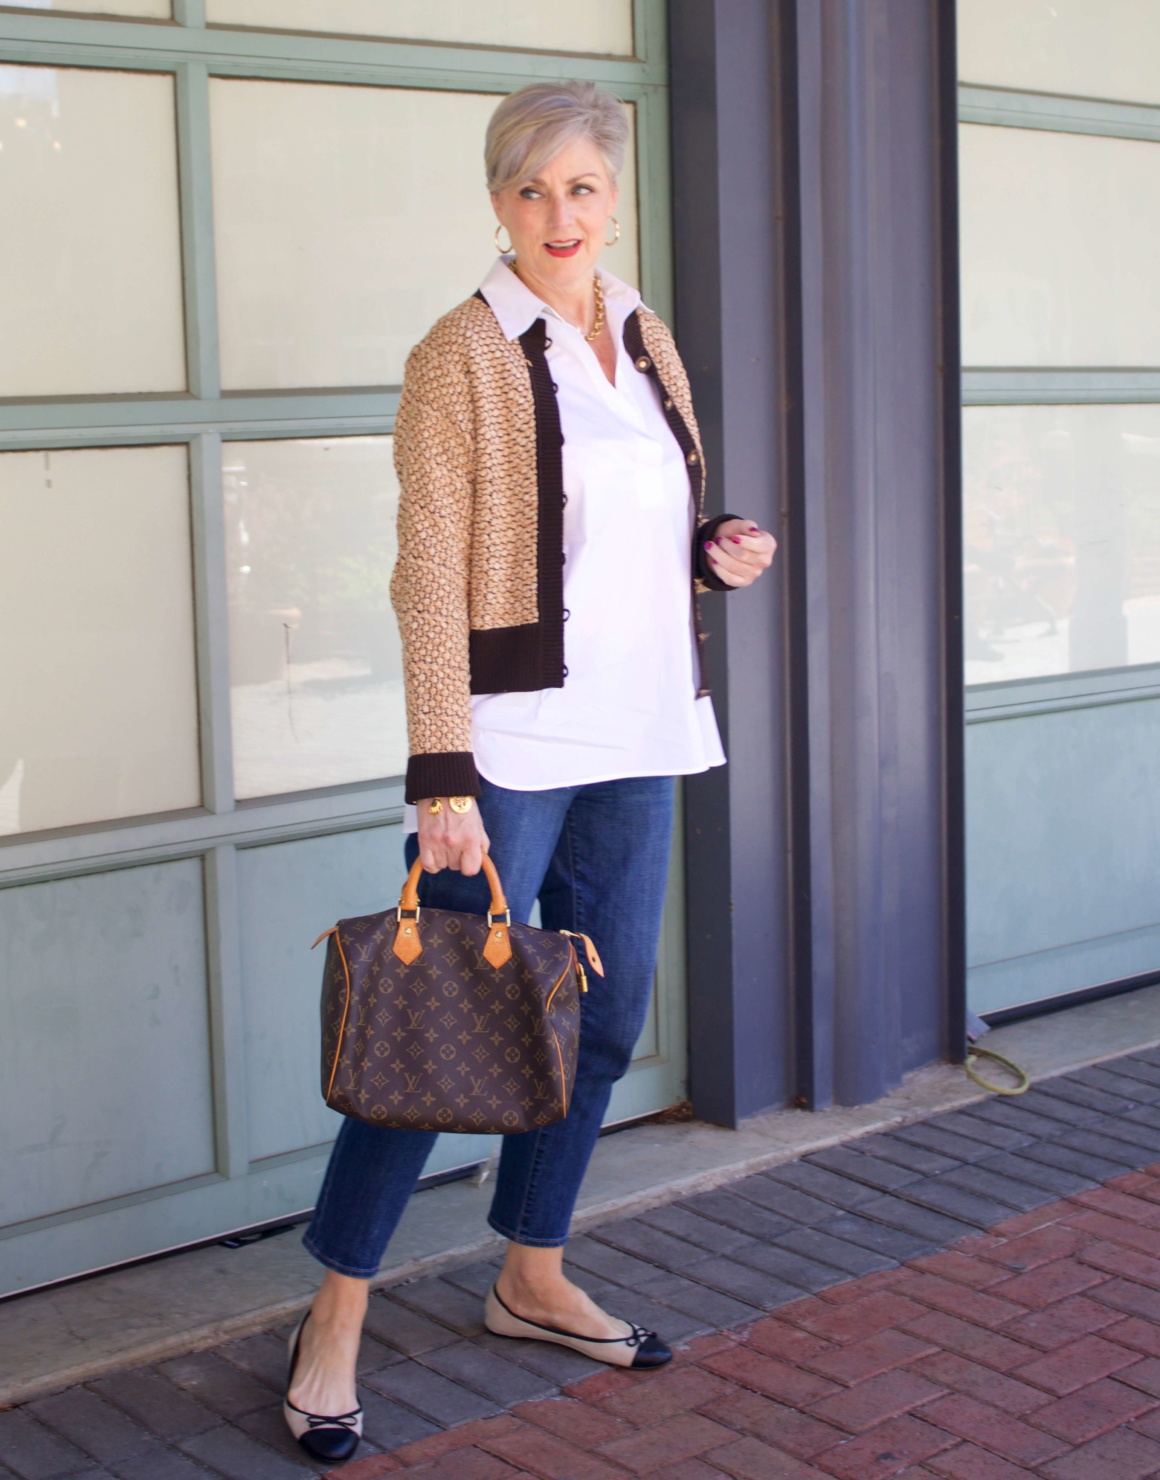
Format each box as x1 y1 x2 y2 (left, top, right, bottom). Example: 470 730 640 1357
470 1076 487 1096
471 1012 491 1033
405 1009 426 1030
404 1072 422 1093
533 1078 549 1098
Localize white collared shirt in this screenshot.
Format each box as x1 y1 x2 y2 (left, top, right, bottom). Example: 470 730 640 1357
404 258 725 822
467 256 725 793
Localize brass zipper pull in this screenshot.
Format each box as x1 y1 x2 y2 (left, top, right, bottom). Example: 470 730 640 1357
561 939 588 995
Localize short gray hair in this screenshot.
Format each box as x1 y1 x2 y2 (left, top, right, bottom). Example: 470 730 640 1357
485 81 629 195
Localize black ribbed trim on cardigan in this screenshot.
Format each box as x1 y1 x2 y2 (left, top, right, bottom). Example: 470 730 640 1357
456 292 567 697
469 623 549 694
621 312 740 595
517 317 567 689
405 751 480 805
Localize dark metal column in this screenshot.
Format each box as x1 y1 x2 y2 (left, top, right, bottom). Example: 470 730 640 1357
672 0 964 1120
671 0 791 1125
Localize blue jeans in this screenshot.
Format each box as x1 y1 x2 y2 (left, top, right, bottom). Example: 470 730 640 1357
304 774 675 1278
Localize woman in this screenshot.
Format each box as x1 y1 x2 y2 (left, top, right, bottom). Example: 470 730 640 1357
284 79 776 1461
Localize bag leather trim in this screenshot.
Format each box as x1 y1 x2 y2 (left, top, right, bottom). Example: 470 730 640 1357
324 931 353 1105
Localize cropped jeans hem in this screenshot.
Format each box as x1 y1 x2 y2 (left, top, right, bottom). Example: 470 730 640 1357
484 1214 569 1249
301 1230 381 1281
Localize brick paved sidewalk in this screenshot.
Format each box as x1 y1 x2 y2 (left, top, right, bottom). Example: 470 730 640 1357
339 1166 1160 1480
6 1048 1160 1480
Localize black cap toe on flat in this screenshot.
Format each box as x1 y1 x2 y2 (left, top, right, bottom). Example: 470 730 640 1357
630 1332 673 1368
294 1420 361 1463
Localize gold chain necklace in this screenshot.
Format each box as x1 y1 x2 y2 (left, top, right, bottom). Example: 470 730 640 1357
505 261 603 341
584 275 605 342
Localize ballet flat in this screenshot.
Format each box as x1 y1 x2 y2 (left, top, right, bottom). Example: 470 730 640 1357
484 1284 671 1369
282 1312 364 1462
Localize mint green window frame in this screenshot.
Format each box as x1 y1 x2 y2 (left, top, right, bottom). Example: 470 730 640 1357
959 80 1160 1016
0 1 681 1292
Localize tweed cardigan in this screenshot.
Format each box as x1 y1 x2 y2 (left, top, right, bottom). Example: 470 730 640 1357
390 290 737 804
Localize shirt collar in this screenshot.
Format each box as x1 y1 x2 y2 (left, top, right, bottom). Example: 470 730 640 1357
478 255 644 341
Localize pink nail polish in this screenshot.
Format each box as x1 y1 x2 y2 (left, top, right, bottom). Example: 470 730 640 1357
704 540 715 550
731 536 742 543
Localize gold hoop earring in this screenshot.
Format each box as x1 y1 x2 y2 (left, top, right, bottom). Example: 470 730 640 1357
494 224 513 254
605 217 620 247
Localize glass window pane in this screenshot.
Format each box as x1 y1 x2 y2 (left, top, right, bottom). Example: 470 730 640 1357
224 436 407 798
0 446 201 836
210 80 639 390
959 0 1160 107
0 66 185 397
206 0 633 55
963 404 1160 684
960 124 1160 368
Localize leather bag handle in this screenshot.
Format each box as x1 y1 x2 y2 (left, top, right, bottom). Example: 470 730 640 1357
393 853 512 968
398 853 508 918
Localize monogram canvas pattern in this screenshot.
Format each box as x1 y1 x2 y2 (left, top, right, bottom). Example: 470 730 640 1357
320 904 581 1135
390 295 706 784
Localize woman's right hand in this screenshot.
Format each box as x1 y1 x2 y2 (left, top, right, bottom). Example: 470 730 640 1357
416 799 490 875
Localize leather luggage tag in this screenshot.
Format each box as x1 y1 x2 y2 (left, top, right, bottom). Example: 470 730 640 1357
561 930 605 977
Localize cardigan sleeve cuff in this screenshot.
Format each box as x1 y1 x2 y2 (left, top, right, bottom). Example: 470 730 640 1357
696 512 745 591
404 752 481 805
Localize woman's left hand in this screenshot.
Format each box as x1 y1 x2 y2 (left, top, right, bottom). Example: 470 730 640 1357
704 518 777 588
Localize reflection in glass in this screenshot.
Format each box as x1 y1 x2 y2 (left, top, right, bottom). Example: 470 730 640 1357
959 0 1160 107
960 125 1160 369
0 446 200 835
206 0 633 55
210 80 639 390
963 404 1160 684
224 437 407 798
0 65 185 397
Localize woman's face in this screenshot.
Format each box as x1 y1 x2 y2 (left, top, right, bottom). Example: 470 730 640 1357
491 135 619 290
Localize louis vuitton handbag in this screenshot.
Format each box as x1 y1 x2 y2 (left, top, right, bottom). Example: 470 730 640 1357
314 855 603 1135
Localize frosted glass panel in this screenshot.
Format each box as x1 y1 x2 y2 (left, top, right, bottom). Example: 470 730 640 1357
225 437 407 797
206 0 633 55
959 0 1160 106
0 446 201 835
960 125 1160 368
0 66 185 397
237 827 402 1163
964 404 1160 684
211 80 639 389
0 862 214 1228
